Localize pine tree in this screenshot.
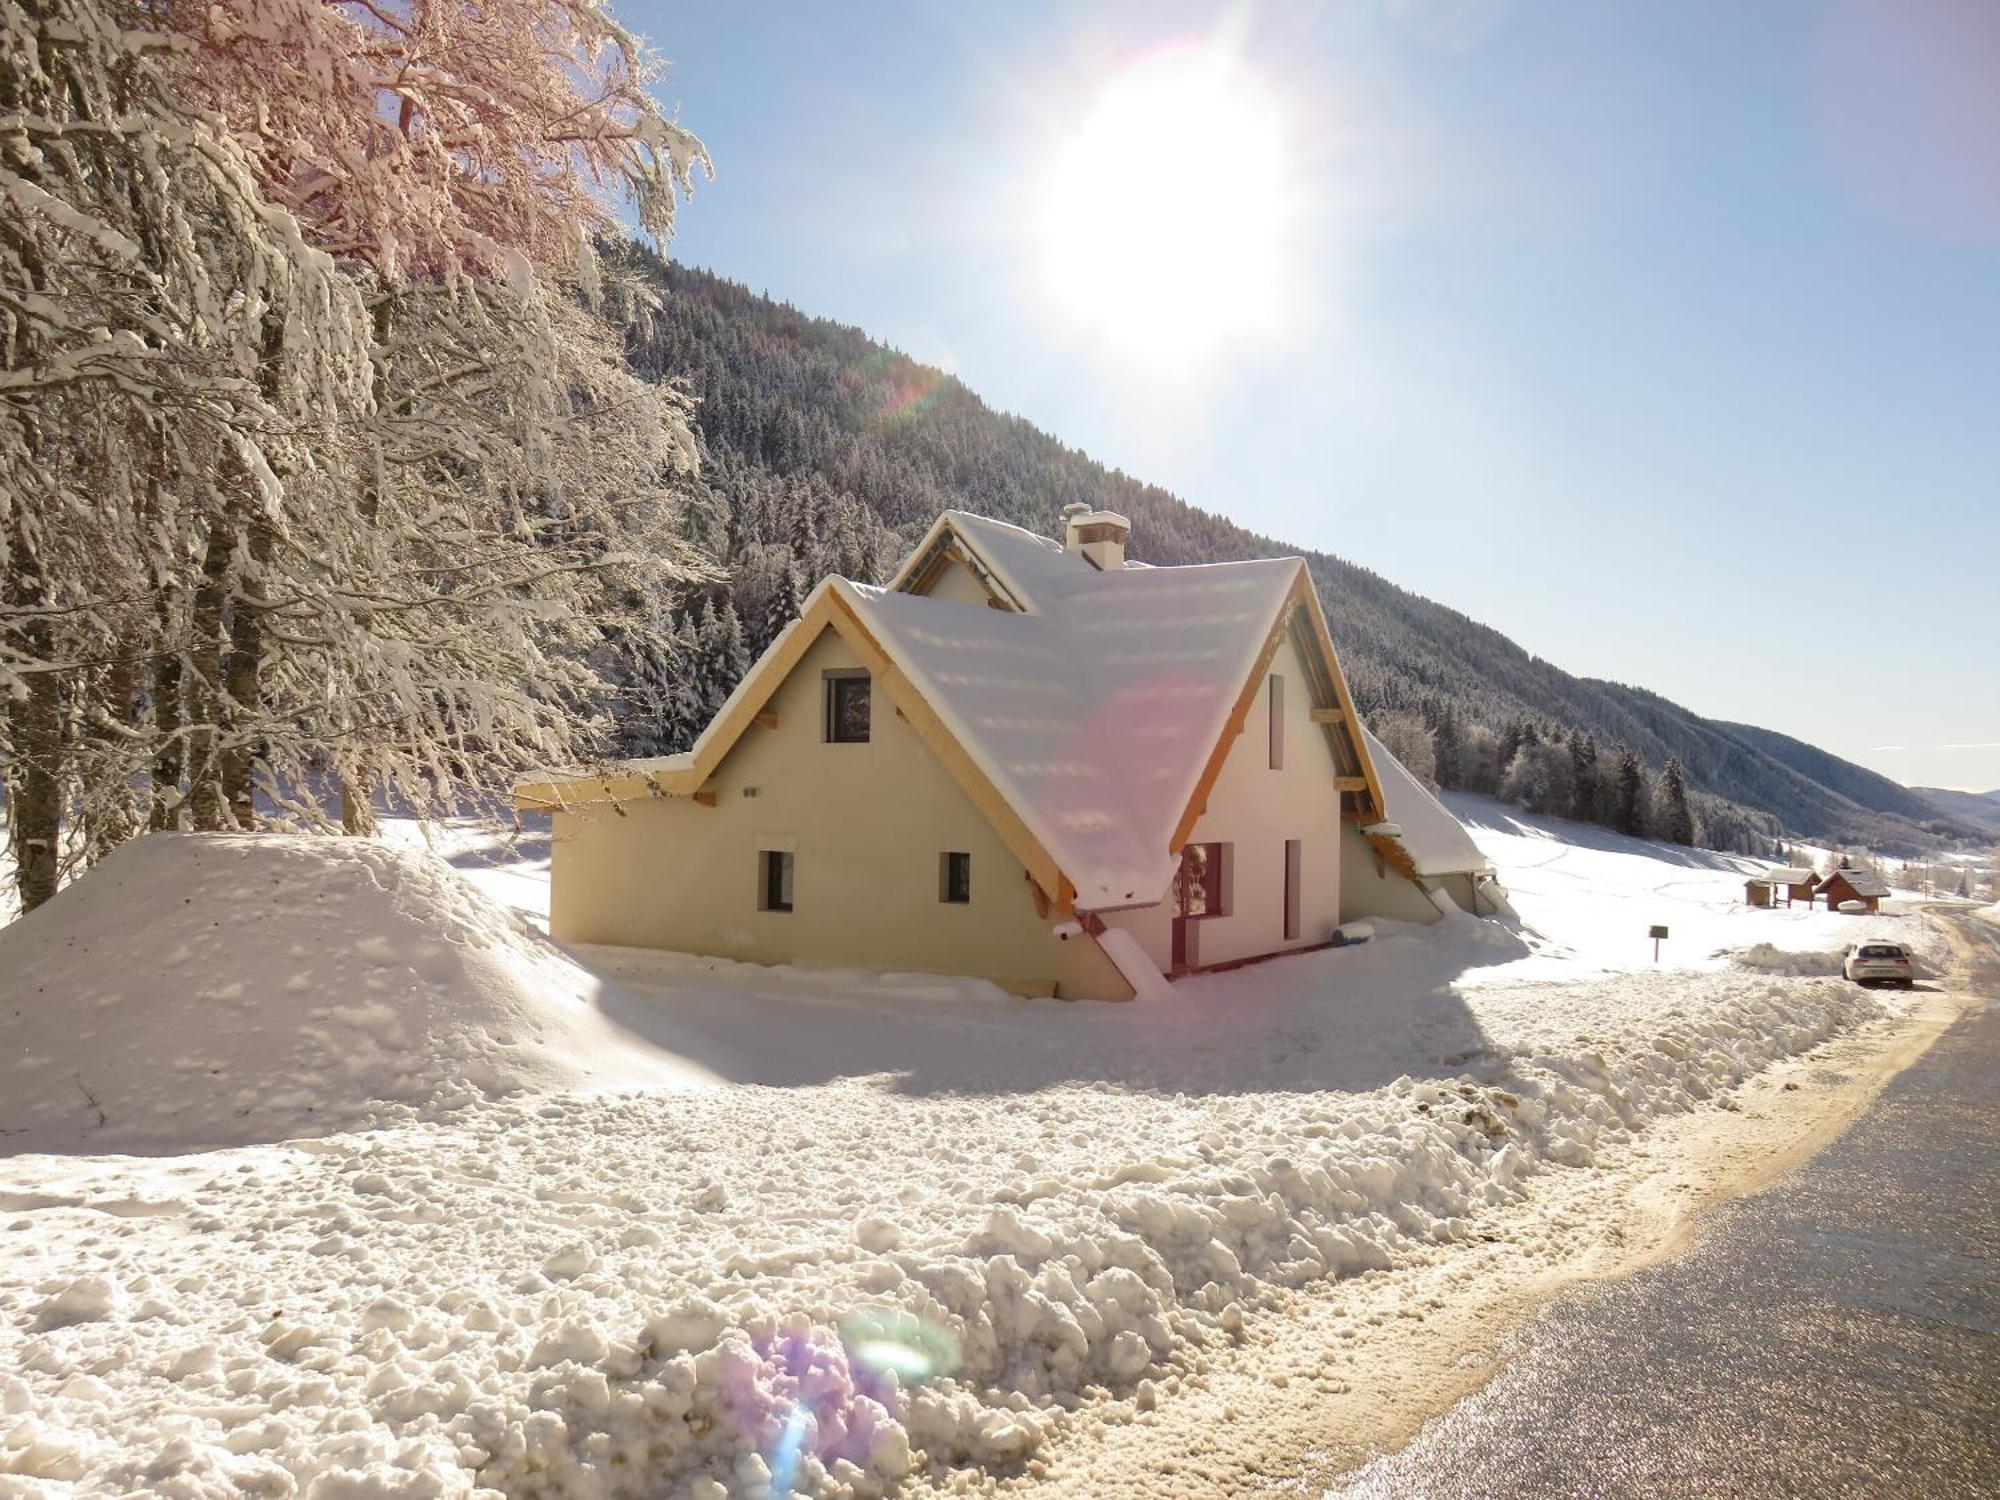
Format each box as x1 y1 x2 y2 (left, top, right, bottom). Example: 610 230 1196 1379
1568 732 1600 822
1433 704 1464 788
1501 748 1546 811
1614 749 1649 837
762 561 805 656
1655 757 1695 845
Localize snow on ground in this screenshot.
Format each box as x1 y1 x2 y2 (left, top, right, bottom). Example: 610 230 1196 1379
1442 794 1944 982
0 816 1947 1497
0 834 711 1153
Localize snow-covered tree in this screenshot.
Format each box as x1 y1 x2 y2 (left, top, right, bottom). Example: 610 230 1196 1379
2 0 718 911
1 0 373 903
1612 748 1650 838
1374 710 1437 793
1654 757 1696 845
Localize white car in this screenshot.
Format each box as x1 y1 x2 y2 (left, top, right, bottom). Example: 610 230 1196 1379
1843 940 1914 989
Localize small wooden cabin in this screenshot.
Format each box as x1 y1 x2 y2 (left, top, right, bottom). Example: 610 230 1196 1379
1766 866 1819 906
1819 868 1890 914
1744 878 1774 908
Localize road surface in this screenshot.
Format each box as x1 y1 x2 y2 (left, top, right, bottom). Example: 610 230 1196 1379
1321 913 2000 1499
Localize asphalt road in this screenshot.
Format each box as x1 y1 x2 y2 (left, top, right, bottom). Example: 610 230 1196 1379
1322 915 2000 1500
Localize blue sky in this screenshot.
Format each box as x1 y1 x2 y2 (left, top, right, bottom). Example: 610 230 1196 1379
626 0 1999 795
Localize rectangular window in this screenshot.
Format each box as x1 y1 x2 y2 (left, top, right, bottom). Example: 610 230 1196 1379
1284 839 1302 941
940 851 972 904
1269 674 1284 770
824 670 871 743
1175 842 1230 918
758 850 794 913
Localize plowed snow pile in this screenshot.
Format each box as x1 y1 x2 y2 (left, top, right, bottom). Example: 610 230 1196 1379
0 834 712 1151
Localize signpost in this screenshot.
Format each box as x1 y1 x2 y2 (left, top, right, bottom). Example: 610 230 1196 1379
1650 924 1669 962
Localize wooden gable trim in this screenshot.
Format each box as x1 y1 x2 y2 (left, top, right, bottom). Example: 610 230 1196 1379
1167 590 1295 853
897 523 1024 613
516 585 1076 912
514 590 846 811
821 588 1072 909
1294 577 1387 824
1165 565 1388 853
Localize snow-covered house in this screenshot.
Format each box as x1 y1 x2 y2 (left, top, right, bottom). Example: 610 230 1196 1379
518 508 1502 1000
1819 867 1889 913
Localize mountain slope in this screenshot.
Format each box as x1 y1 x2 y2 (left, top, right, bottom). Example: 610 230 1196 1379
1913 787 2000 837
611 249 1961 854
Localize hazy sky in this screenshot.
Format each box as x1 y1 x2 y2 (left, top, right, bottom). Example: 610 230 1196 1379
627 0 1999 794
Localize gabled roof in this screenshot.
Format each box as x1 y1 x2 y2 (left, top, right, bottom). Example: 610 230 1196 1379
1824 868 1891 898
519 511 1389 913
1766 866 1817 884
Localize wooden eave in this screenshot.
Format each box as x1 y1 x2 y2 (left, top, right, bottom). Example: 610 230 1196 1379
1166 564 1388 854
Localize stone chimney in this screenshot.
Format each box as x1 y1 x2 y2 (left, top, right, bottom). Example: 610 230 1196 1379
1061 503 1131 571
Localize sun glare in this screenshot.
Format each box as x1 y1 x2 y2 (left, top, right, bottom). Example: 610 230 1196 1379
1039 45 1295 369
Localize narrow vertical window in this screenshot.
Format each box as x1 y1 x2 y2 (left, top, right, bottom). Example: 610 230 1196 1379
940 851 971 904
1284 839 1302 941
759 850 794 912
1268 674 1284 769
824 670 871 743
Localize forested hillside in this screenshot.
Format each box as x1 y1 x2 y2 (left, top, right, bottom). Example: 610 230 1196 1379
606 245 1966 856
1913 787 2000 838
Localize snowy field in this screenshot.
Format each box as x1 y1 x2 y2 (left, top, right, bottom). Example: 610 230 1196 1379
0 807 1949 1497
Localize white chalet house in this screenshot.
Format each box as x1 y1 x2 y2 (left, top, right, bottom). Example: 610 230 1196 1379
518 507 1502 1000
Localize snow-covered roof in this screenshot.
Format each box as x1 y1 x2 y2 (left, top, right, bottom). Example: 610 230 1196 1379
524 509 1393 912
1765 866 1816 884
845 550 1305 908
1825 868 1891 898
1358 725 1492 878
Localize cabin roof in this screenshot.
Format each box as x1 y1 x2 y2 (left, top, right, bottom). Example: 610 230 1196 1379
1824 868 1891 898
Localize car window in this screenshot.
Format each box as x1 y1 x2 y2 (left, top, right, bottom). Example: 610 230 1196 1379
1858 944 1904 959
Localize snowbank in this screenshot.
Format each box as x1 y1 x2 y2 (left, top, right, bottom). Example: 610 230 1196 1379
0 834 713 1152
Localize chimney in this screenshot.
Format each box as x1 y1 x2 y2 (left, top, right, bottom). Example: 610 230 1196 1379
1061 503 1131 571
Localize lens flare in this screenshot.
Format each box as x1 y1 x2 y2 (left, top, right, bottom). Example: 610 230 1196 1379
765 1404 812 1497
839 1308 960 1385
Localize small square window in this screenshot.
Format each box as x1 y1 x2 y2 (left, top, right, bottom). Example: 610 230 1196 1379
759 850 794 913
940 851 971 904
825 671 871 743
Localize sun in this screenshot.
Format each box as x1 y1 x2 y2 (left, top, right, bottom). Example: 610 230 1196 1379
1038 45 1295 369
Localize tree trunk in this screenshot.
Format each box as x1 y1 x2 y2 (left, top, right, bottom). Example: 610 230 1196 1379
186 520 236 831
4 509 60 911
332 288 398 835
5 642 61 913
340 777 377 836
219 311 289 831
150 644 184 831
220 510 273 828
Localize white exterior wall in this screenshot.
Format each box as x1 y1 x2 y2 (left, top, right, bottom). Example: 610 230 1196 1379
926 558 996 608
1337 823 1448 925
1100 634 1345 972
548 627 1130 999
